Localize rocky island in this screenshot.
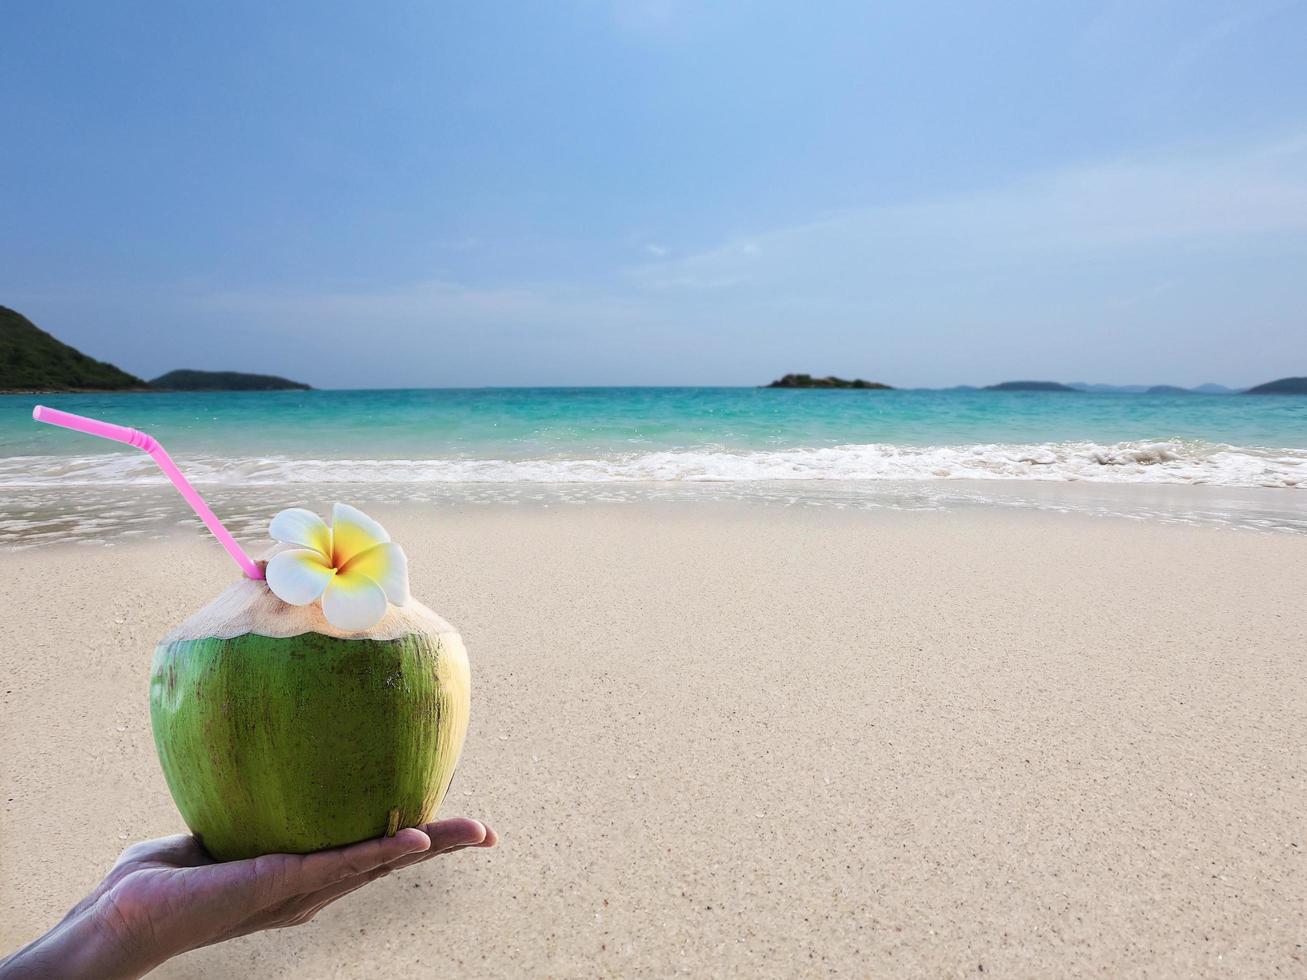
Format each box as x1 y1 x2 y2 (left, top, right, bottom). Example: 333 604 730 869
766 373 892 389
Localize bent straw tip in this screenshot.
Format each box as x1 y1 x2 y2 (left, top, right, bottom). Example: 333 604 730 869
31 404 263 581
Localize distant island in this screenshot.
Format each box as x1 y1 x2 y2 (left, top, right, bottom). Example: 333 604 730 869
4 303 1300 396
1069 381 1236 394
1 305 146 391
766 373 892 389
1244 376 1307 395
984 381 1077 392
150 369 312 391
1067 382 1151 394
755 374 1301 394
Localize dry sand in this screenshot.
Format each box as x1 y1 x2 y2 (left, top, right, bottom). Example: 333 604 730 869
2 502 1304 978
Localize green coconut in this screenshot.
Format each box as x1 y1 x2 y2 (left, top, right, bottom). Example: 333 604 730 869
149 573 470 861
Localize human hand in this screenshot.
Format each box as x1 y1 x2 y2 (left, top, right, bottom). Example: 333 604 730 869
0 818 495 979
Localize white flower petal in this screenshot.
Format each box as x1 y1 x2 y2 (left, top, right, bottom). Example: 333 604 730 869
341 542 410 606
321 570 388 631
269 508 333 558
266 548 335 606
331 502 390 568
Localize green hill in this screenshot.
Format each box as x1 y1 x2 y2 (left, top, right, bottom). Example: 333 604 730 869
1244 376 1307 395
0 305 145 391
150 369 311 391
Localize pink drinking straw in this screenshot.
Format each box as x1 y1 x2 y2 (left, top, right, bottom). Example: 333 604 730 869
32 405 265 580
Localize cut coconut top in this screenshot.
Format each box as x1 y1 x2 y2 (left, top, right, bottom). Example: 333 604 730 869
161 571 459 643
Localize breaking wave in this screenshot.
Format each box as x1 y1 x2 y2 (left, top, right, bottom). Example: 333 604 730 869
0 439 1303 488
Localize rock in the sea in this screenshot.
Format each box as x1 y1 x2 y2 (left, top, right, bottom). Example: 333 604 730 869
765 373 892 389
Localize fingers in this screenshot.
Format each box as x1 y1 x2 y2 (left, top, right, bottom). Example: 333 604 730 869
265 827 432 901
374 818 497 874
419 817 493 852
301 827 433 891
305 819 494 890
417 818 497 862
273 818 497 928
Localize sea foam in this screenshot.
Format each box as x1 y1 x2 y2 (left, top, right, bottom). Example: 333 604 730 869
0 439 1302 488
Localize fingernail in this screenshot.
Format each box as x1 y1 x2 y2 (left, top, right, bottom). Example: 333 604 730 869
395 827 431 851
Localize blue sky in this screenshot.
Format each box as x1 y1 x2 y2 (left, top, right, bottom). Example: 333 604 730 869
3 1 1305 388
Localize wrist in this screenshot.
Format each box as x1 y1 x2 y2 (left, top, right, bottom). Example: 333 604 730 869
0 905 160 980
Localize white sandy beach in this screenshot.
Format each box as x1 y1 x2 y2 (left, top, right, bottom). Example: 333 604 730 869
2 501 1304 977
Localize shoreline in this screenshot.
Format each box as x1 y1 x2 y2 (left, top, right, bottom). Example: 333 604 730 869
1 479 1304 554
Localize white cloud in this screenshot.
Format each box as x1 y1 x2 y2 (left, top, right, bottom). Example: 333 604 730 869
193 133 1307 327
624 132 1307 294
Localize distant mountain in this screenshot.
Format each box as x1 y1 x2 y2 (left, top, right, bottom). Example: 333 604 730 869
765 373 892 389
150 369 312 391
984 381 1077 392
1066 382 1150 394
0 305 146 391
1063 381 1241 395
1244 376 1307 395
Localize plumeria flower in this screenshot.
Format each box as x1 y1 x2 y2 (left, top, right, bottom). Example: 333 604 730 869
265 503 410 631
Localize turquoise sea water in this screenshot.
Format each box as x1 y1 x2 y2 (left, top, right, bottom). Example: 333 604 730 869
2 387 1305 483
1 387 1305 544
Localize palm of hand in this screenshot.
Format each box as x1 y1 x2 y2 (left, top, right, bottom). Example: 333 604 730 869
73 820 493 973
